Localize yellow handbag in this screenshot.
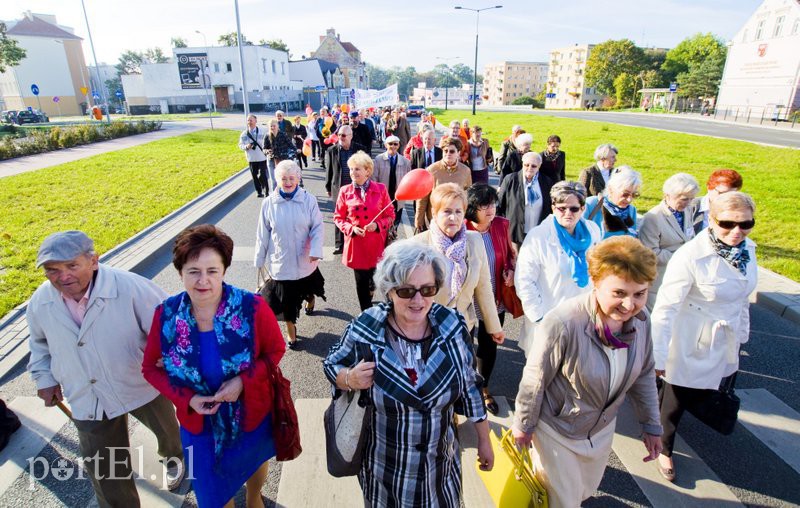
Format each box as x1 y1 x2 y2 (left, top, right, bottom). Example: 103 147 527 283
476 428 548 508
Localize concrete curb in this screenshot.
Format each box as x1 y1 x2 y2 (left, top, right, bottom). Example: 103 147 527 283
0 167 252 379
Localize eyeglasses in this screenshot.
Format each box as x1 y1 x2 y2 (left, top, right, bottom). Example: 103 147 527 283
714 217 755 230
619 192 640 200
555 205 582 214
444 149 459 154
338 134 348 138
387 142 399 146
394 285 439 299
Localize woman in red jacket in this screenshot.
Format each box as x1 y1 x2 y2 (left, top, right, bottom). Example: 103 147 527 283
142 224 286 508
465 184 516 414
333 151 395 311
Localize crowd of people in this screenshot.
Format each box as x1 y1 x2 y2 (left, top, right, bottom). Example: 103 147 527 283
21 103 755 508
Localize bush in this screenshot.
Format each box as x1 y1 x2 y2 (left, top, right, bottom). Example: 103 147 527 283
512 96 536 105
0 121 162 160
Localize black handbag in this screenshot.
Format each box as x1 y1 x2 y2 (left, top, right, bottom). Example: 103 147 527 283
686 373 740 436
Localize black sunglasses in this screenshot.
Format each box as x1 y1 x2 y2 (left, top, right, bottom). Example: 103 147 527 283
714 217 755 230
555 205 581 214
395 285 439 299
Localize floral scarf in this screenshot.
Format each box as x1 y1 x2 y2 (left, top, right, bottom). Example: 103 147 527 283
429 220 468 303
159 284 255 462
553 216 592 288
709 228 750 275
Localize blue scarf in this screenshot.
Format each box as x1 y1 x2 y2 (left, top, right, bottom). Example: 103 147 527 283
279 187 299 200
525 174 540 205
709 227 750 276
603 198 637 236
553 216 592 288
159 284 255 462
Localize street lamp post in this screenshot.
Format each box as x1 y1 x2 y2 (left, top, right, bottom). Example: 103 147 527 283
436 56 460 111
233 0 250 119
80 0 111 123
455 5 502 115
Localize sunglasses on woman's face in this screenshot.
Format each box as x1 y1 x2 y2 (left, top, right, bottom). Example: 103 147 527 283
555 205 581 214
714 217 755 230
444 149 459 154
395 285 439 299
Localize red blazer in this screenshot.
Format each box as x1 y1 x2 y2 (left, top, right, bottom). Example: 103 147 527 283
142 296 285 435
334 181 395 270
466 216 516 304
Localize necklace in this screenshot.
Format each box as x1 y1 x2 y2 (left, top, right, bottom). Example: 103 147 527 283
443 161 458 174
390 314 429 341
544 150 560 162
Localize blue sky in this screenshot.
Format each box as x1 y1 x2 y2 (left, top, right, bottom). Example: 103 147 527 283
1 0 760 71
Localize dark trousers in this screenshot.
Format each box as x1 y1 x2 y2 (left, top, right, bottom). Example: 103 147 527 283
297 151 307 168
311 140 321 159
319 142 328 168
354 268 376 311
476 312 505 388
335 228 344 251
248 160 269 195
658 380 707 456
73 395 184 508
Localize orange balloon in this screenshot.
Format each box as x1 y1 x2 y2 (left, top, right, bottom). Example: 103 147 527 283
341 104 350 114
395 169 434 201
302 144 312 157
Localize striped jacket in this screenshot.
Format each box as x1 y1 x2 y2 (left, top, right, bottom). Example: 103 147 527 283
323 302 486 507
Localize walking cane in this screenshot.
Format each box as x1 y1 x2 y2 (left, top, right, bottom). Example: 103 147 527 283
52 395 72 419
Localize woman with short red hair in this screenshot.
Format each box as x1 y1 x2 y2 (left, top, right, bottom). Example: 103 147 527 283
694 169 743 232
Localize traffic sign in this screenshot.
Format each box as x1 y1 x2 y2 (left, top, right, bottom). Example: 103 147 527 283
669 82 678 92
314 85 326 92
80 86 88 95
433 91 439 97
115 90 123 98
31 84 40 96
53 96 60 103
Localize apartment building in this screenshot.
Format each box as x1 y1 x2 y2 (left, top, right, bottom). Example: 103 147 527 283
544 44 604 109
483 61 549 106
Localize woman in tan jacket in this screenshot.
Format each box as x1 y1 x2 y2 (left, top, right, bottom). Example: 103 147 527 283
511 236 662 508
414 136 472 232
412 183 504 343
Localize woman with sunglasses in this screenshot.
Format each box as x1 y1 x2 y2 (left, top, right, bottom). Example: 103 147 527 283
651 191 757 482
514 181 602 356
583 166 642 239
414 136 472 232
323 240 494 507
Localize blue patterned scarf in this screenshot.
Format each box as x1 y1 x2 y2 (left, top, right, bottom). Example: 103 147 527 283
709 228 750 275
159 284 255 461
553 216 592 288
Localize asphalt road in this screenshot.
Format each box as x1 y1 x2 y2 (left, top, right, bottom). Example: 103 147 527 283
2 146 799 507
495 109 800 149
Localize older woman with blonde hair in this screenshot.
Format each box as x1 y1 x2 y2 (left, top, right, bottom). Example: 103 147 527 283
500 132 533 181
584 166 642 239
512 236 662 507
639 173 700 309
412 183 504 344
333 151 395 311
651 191 757 482
414 136 472 232
579 143 619 197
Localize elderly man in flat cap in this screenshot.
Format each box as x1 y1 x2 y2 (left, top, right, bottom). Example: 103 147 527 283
373 135 412 227
26 231 184 507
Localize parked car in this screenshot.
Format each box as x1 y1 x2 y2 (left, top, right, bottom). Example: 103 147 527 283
32 109 49 122
407 104 425 117
15 110 41 124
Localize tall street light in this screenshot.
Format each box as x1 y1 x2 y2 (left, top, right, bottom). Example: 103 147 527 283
195 30 215 129
234 0 250 118
455 5 502 115
436 56 460 111
80 0 111 123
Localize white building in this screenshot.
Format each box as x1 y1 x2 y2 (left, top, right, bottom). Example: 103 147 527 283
483 61 549 106
412 83 483 108
288 58 344 110
0 11 91 116
716 0 800 118
545 44 604 109
122 45 302 114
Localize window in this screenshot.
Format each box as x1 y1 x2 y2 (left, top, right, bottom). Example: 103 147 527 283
755 19 765 39
773 15 785 37
271 60 276 73
281 62 285 75
213 63 220 73
226 63 232 72
262 59 267 72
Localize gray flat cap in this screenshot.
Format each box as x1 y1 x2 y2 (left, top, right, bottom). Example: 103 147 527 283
36 231 95 268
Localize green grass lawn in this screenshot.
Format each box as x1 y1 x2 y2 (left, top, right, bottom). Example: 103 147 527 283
0 129 243 317
431 109 800 282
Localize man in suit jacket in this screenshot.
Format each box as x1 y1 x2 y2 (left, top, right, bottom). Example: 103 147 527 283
410 130 442 169
325 125 367 253
373 135 412 225
498 152 554 248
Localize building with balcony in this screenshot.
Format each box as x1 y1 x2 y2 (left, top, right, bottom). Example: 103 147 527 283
483 61 548 105
716 0 800 118
544 44 604 109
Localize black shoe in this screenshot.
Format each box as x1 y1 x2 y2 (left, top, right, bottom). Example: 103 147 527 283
257 193 264 198
287 340 298 350
332 247 343 255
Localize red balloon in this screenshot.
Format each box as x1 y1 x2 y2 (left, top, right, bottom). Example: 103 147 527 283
324 134 338 145
395 168 434 201
303 138 312 146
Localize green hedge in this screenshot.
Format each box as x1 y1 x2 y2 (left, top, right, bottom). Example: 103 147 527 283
0 120 162 160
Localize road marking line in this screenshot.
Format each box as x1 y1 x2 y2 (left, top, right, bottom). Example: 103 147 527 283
737 388 800 476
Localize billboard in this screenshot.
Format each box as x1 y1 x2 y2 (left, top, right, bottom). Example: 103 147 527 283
177 53 208 90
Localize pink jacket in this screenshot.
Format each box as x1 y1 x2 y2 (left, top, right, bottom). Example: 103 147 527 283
334 181 395 270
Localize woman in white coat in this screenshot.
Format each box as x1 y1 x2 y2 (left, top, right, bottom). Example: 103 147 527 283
638 173 700 309
254 160 325 349
515 181 601 355
651 191 757 481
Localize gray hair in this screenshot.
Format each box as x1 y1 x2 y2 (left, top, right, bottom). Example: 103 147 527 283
550 181 587 206
275 160 302 180
417 121 434 133
275 110 285 116
247 114 257 121
522 151 542 166
449 120 460 129
607 166 642 192
511 125 522 134
594 143 618 162
662 172 700 198
514 133 533 149
710 191 756 218
373 240 447 301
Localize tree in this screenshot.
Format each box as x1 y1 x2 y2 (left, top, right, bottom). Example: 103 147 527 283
105 77 124 107
452 63 482 84
219 32 251 46
585 39 647 96
171 37 187 48
512 95 536 105
0 22 26 72
662 33 727 78
260 38 292 58
614 72 638 108
366 63 391 90
391 66 419 98
115 50 143 75
676 54 726 99
143 47 168 63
